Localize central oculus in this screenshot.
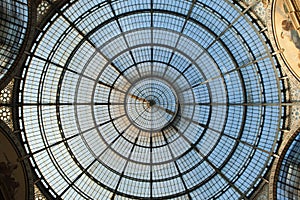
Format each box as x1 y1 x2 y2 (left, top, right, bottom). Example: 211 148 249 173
125 77 179 132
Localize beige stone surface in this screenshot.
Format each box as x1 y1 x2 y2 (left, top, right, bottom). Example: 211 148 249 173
273 0 300 79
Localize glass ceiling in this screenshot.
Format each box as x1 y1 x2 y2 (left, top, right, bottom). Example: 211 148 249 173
0 0 28 80
19 0 285 199
277 132 300 199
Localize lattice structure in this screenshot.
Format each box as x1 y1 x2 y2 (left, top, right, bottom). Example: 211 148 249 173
19 0 287 199
277 132 300 199
0 0 28 79
0 80 14 129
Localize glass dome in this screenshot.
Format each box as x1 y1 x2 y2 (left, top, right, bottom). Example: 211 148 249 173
277 132 300 199
19 0 284 199
0 0 28 80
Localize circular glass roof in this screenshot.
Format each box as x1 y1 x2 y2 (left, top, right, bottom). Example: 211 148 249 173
277 132 300 199
0 0 28 80
19 0 284 199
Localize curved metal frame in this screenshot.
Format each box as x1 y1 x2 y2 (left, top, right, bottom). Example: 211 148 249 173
15 0 288 199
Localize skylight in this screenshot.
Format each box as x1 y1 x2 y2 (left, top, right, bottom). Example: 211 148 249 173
19 0 284 199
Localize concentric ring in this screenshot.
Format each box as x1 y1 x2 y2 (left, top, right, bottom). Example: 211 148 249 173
125 77 179 132
19 0 284 199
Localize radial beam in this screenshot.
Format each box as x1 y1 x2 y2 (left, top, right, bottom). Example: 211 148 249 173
19 115 128 160
107 0 142 78
180 102 283 107
170 125 248 199
161 130 192 200
30 53 127 94
162 0 196 78
58 12 133 84
173 112 275 158
111 130 141 200
18 102 125 106
58 124 131 198
196 0 260 62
